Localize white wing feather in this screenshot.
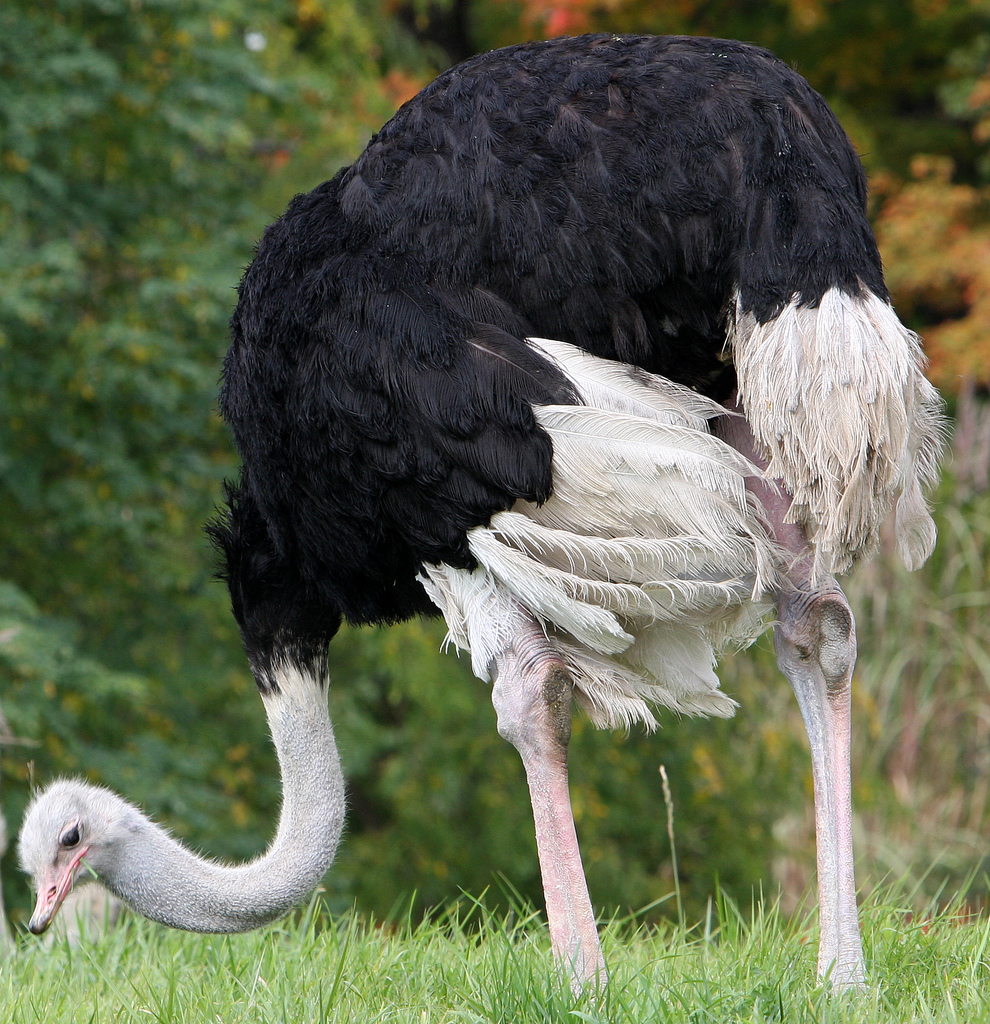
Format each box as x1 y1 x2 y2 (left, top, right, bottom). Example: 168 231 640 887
420 336 783 728
527 337 726 429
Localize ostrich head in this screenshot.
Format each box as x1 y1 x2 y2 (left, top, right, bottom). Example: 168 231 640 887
17 479 346 939
19 779 139 934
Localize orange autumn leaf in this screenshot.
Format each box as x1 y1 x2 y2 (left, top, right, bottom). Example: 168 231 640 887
384 68 427 109
875 160 990 390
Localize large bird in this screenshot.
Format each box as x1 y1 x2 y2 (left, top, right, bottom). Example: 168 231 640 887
20 34 942 991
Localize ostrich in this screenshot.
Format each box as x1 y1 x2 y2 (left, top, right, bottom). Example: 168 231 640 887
20 34 942 991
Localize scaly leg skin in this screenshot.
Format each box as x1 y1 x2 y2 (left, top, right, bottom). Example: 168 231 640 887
491 624 607 991
718 398 867 990
775 583 866 989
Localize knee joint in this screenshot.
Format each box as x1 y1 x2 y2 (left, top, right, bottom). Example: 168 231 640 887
777 587 857 698
492 659 573 752
816 598 855 694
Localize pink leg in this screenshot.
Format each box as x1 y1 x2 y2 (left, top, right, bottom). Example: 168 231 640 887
719 399 867 989
775 583 865 986
490 622 607 990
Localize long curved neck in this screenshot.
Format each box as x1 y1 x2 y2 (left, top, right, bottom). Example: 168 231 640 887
104 662 344 932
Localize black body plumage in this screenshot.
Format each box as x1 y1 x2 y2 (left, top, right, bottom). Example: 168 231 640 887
217 33 887 676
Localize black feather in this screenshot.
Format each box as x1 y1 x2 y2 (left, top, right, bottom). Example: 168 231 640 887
207 477 341 691
218 33 887 656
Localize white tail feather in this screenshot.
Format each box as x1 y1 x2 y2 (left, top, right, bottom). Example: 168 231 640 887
487 510 762 585
535 405 758 505
731 287 945 575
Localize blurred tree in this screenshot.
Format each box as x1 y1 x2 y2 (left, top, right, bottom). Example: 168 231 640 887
873 43 990 390
874 157 990 389
0 0 395 923
0 0 397 659
3 0 985 937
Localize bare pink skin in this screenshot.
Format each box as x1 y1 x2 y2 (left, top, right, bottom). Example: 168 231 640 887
490 620 607 990
494 394 866 991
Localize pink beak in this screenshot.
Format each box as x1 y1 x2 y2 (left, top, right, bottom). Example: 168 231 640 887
28 846 90 935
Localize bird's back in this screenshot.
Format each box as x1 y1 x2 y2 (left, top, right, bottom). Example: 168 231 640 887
347 34 884 360
220 34 926 642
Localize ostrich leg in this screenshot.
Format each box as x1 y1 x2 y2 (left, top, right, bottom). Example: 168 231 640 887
718 401 867 989
423 566 606 987
775 581 865 987
490 622 606 989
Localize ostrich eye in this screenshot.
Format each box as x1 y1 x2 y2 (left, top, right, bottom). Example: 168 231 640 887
59 824 80 849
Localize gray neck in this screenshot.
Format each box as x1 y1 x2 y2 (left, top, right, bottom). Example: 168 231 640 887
103 663 344 932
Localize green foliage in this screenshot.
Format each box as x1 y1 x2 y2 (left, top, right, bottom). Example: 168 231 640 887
0 0 395 922
0 580 148 829
844 427 990 904
0 0 267 653
0 0 287 923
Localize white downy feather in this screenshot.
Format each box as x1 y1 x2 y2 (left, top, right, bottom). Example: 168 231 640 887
730 287 945 575
419 563 533 684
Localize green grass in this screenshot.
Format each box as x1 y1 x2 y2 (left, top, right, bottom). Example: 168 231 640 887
2 890 988 1023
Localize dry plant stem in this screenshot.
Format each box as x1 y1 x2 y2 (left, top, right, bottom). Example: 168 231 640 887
491 625 607 991
659 764 684 930
0 705 13 954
